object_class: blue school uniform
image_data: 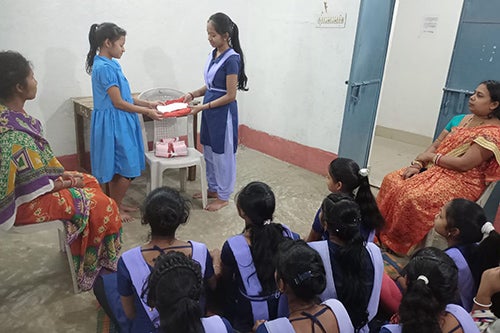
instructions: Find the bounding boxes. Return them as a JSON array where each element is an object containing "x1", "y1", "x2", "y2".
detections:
[
  {"x1": 220, "y1": 225, "x2": 299, "y2": 332},
  {"x1": 446, "y1": 245, "x2": 480, "y2": 312},
  {"x1": 101, "y1": 241, "x2": 214, "y2": 333},
  {"x1": 90, "y1": 55, "x2": 145, "y2": 183},
  {"x1": 255, "y1": 299, "x2": 354, "y2": 333},
  {"x1": 308, "y1": 240, "x2": 383, "y2": 333},
  {"x1": 201, "y1": 48, "x2": 240, "y2": 154},
  {"x1": 381, "y1": 304, "x2": 479, "y2": 333}
]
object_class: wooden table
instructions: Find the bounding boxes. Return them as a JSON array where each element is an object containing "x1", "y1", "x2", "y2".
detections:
[{"x1": 71, "y1": 95, "x2": 197, "y2": 181}]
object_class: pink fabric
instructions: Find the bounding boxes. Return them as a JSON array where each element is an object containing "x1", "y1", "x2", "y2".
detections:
[
  {"x1": 155, "y1": 137, "x2": 187, "y2": 158},
  {"x1": 495, "y1": 204, "x2": 500, "y2": 232}
]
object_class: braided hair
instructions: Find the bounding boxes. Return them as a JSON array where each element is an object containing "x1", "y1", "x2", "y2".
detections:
[
  {"x1": 321, "y1": 192, "x2": 369, "y2": 330},
  {"x1": 144, "y1": 251, "x2": 204, "y2": 333}
]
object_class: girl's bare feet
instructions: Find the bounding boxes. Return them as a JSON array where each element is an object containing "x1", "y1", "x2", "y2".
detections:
[
  {"x1": 205, "y1": 199, "x2": 228, "y2": 212},
  {"x1": 119, "y1": 210, "x2": 135, "y2": 223},
  {"x1": 193, "y1": 191, "x2": 218, "y2": 199}
]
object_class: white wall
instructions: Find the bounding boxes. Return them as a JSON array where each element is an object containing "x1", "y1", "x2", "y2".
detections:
[
  {"x1": 240, "y1": 0, "x2": 360, "y2": 153},
  {"x1": 0, "y1": 0, "x2": 359, "y2": 156},
  {"x1": 0, "y1": 0, "x2": 463, "y2": 157},
  {"x1": 0, "y1": 0, "x2": 248, "y2": 155},
  {"x1": 377, "y1": 0, "x2": 463, "y2": 138}
]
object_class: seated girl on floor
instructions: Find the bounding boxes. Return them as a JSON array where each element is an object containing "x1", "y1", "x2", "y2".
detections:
[
  {"x1": 433, "y1": 198, "x2": 500, "y2": 312},
  {"x1": 306, "y1": 157, "x2": 384, "y2": 243},
  {"x1": 94, "y1": 187, "x2": 216, "y2": 332},
  {"x1": 308, "y1": 193, "x2": 384, "y2": 332},
  {"x1": 219, "y1": 181, "x2": 299, "y2": 333},
  {"x1": 254, "y1": 239, "x2": 354, "y2": 333},
  {"x1": 145, "y1": 251, "x2": 234, "y2": 332},
  {"x1": 381, "y1": 247, "x2": 478, "y2": 333}
]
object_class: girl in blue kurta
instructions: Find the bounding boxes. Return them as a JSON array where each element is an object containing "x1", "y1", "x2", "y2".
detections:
[
  {"x1": 85, "y1": 22, "x2": 163, "y2": 222},
  {"x1": 183, "y1": 12, "x2": 248, "y2": 211}
]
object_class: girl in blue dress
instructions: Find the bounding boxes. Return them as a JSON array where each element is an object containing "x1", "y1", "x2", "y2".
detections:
[
  {"x1": 183, "y1": 13, "x2": 248, "y2": 211},
  {"x1": 85, "y1": 22, "x2": 163, "y2": 222}
]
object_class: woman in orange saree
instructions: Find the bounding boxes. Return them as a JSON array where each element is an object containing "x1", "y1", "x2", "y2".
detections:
[
  {"x1": 377, "y1": 80, "x2": 500, "y2": 255},
  {"x1": 0, "y1": 51, "x2": 122, "y2": 291}
]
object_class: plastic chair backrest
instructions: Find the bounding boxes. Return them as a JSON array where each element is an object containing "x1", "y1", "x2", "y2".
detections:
[{"x1": 138, "y1": 88, "x2": 186, "y2": 152}]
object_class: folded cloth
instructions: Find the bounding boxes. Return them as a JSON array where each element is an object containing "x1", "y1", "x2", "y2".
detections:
[
  {"x1": 157, "y1": 97, "x2": 191, "y2": 118},
  {"x1": 155, "y1": 137, "x2": 188, "y2": 158}
]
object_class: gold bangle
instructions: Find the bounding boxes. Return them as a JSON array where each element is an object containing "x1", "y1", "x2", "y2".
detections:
[{"x1": 411, "y1": 160, "x2": 423, "y2": 168}]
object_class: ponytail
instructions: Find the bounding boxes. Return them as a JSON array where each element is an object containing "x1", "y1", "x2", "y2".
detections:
[
  {"x1": 237, "y1": 181, "x2": 286, "y2": 295},
  {"x1": 229, "y1": 23, "x2": 248, "y2": 91},
  {"x1": 399, "y1": 247, "x2": 458, "y2": 333},
  {"x1": 250, "y1": 222, "x2": 287, "y2": 294},
  {"x1": 85, "y1": 24, "x2": 100, "y2": 75},
  {"x1": 477, "y1": 229, "x2": 500, "y2": 280},
  {"x1": 208, "y1": 12, "x2": 248, "y2": 91},
  {"x1": 400, "y1": 278, "x2": 442, "y2": 333},
  {"x1": 329, "y1": 158, "x2": 385, "y2": 233},
  {"x1": 355, "y1": 173, "x2": 385, "y2": 231},
  {"x1": 85, "y1": 22, "x2": 126, "y2": 74}
]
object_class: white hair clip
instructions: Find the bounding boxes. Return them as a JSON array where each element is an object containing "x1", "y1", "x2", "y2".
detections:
[
  {"x1": 358, "y1": 168, "x2": 369, "y2": 177},
  {"x1": 263, "y1": 219, "x2": 271, "y2": 225},
  {"x1": 481, "y1": 222, "x2": 495, "y2": 241},
  {"x1": 417, "y1": 275, "x2": 429, "y2": 285}
]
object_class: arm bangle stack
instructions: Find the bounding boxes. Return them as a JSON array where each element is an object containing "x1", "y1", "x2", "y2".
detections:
[
  {"x1": 188, "y1": 92, "x2": 195, "y2": 99},
  {"x1": 473, "y1": 297, "x2": 492, "y2": 308},
  {"x1": 433, "y1": 153, "x2": 443, "y2": 166},
  {"x1": 208, "y1": 102, "x2": 212, "y2": 109}
]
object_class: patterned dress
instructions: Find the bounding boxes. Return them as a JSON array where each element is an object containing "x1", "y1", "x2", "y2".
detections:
[
  {"x1": 377, "y1": 122, "x2": 500, "y2": 254},
  {"x1": 0, "y1": 105, "x2": 122, "y2": 291}
]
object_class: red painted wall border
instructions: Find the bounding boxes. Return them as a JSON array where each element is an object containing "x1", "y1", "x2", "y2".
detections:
[{"x1": 57, "y1": 125, "x2": 337, "y2": 176}]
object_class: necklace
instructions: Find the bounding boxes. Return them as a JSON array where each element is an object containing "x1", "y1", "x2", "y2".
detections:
[{"x1": 466, "y1": 115, "x2": 487, "y2": 128}]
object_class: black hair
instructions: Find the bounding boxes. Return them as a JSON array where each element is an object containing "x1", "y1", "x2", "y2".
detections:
[
  {"x1": 0, "y1": 51, "x2": 32, "y2": 100},
  {"x1": 208, "y1": 12, "x2": 248, "y2": 91},
  {"x1": 145, "y1": 251, "x2": 204, "y2": 333},
  {"x1": 480, "y1": 80, "x2": 500, "y2": 119},
  {"x1": 399, "y1": 247, "x2": 458, "y2": 333},
  {"x1": 141, "y1": 187, "x2": 190, "y2": 237},
  {"x1": 445, "y1": 198, "x2": 485, "y2": 244},
  {"x1": 321, "y1": 192, "x2": 369, "y2": 330},
  {"x1": 276, "y1": 239, "x2": 326, "y2": 302},
  {"x1": 445, "y1": 198, "x2": 500, "y2": 285},
  {"x1": 236, "y1": 181, "x2": 287, "y2": 295},
  {"x1": 329, "y1": 158, "x2": 385, "y2": 231},
  {"x1": 85, "y1": 22, "x2": 126, "y2": 74}
]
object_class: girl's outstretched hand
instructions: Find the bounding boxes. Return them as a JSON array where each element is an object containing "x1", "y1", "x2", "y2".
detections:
[
  {"x1": 147, "y1": 100, "x2": 164, "y2": 109},
  {"x1": 189, "y1": 104, "x2": 204, "y2": 115},
  {"x1": 182, "y1": 93, "x2": 194, "y2": 103},
  {"x1": 147, "y1": 108, "x2": 163, "y2": 120}
]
